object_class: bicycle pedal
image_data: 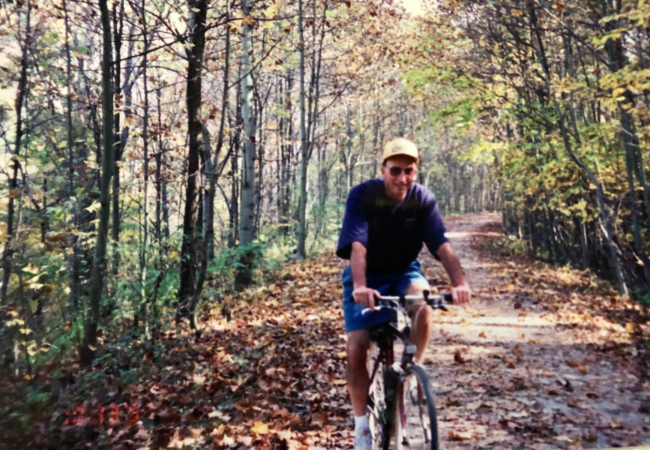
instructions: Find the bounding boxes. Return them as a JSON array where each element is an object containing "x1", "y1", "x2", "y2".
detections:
[{"x1": 405, "y1": 344, "x2": 417, "y2": 355}]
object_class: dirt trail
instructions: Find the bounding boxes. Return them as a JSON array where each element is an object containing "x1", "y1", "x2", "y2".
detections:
[{"x1": 416, "y1": 213, "x2": 649, "y2": 449}]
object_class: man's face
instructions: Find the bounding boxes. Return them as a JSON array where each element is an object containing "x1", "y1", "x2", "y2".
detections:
[{"x1": 381, "y1": 155, "x2": 417, "y2": 201}]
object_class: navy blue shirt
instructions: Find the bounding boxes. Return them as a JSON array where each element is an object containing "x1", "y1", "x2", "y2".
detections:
[{"x1": 336, "y1": 179, "x2": 449, "y2": 275}]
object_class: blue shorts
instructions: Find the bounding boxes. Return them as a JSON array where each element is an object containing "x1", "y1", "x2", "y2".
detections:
[{"x1": 342, "y1": 260, "x2": 430, "y2": 333}]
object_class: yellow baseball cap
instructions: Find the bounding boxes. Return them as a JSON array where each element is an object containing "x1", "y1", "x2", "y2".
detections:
[{"x1": 382, "y1": 138, "x2": 419, "y2": 164}]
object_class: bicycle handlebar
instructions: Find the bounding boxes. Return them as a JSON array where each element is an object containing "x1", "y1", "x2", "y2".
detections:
[{"x1": 361, "y1": 291, "x2": 454, "y2": 315}]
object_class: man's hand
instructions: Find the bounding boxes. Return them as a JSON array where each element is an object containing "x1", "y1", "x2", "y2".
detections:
[
  {"x1": 436, "y1": 243, "x2": 471, "y2": 305},
  {"x1": 352, "y1": 286, "x2": 381, "y2": 310},
  {"x1": 451, "y1": 283, "x2": 471, "y2": 304}
]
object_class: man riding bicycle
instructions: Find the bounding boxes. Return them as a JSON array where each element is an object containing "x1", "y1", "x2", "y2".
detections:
[{"x1": 336, "y1": 138, "x2": 471, "y2": 450}]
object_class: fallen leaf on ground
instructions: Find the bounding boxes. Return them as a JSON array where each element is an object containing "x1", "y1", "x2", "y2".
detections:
[
  {"x1": 449, "y1": 431, "x2": 474, "y2": 441},
  {"x1": 582, "y1": 431, "x2": 597, "y2": 442},
  {"x1": 251, "y1": 422, "x2": 269, "y2": 434}
]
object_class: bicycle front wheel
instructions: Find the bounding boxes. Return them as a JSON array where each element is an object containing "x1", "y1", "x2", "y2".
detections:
[
  {"x1": 394, "y1": 364, "x2": 438, "y2": 450},
  {"x1": 367, "y1": 341, "x2": 390, "y2": 450}
]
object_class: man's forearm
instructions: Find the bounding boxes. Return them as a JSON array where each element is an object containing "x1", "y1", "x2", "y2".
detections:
[
  {"x1": 436, "y1": 242, "x2": 467, "y2": 287},
  {"x1": 350, "y1": 242, "x2": 367, "y2": 288}
]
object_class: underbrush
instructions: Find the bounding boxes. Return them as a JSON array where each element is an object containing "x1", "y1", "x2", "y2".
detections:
[
  {"x1": 0, "y1": 236, "x2": 295, "y2": 449},
  {"x1": 1, "y1": 251, "x2": 349, "y2": 449},
  {"x1": 479, "y1": 233, "x2": 531, "y2": 258}
]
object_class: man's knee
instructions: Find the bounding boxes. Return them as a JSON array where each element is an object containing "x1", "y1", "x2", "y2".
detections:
[
  {"x1": 347, "y1": 331, "x2": 370, "y2": 370},
  {"x1": 347, "y1": 345, "x2": 367, "y2": 370},
  {"x1": 408, "y1": 301, "x2": 434, "y2": 325},
  {"x1": 405, "y1": 280, "x2": 429, "y2": 295}
]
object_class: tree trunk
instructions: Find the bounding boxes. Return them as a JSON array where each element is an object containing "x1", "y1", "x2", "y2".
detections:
[
  {"x1": 177, "y1": 0, "x2": 209, "y2": 317},
  {"x1": 236, "y1": 0, "x2": 258, "y2": 288},
  {"x1": 345, "y1": 106, "x2": 355, "y2": 194},
  {"x1": 139, "y1": 0, "x2": 150, "y2": 336},
  {"x1": 81, "y1": 0, "x2": 114, "y2": 365},
  {"x1": 276, "y1": 79, "x2": 284, "y2": 228},
  {"x1": 208, "y1": 15, "x2": 231, "y2": 262},
  {"x1": 296, "y1": 0, "x2": 308, "y2": 260},
  {"x1": 238, "y1": 3, "x2": 256, "y2": 248},
  {"x1": 111, "y1": 0, "x2": 123, "y2": 251},
  {"x1": 229, "y1": 81, "x2": 242, "y2": 248},
  {"x1": 113, "y1": 24, "x2": 135, "y2": 264},
  {"x1": 63, "y1": 0, "x2": 81, "y2": 312},
  {"x1": 281, "y1": 74, "x2": 294, "y2": 235},
  {"x1": 156, "y1": 87, "x2": 163, "y2": 241},
  {"x1": 1, "y1": 0, "x2": 31, "y2": 307}
]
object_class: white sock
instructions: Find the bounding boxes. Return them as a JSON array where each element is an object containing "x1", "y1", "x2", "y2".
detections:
[{"x1": 354, "y1": 414, "x2": 369, "y2": 430}]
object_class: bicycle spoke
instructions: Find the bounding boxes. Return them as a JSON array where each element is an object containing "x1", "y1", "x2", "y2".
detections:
[{"x1": 396, "y1": 366, "x2": 438, "y2": 450}]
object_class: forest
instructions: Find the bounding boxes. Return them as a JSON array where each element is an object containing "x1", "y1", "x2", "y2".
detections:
[{"x1": 1, "y1": 0, "x2": 649, "y2": 448}]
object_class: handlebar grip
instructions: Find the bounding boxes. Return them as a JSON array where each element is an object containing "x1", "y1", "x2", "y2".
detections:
[
  {"x1": 443, "y1": 293, "x2": 453, "y2": 303},
  {"x1": 376, "y1": 299, "x2": 398, "y2": 308}
]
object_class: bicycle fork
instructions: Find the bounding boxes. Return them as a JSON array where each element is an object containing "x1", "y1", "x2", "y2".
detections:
[
  {"x1": 380, "y1": 338, "x2": 400, "y2": 450},
  {"x1": 388, "y1": 328, "x2": 420, "y2": 450}
]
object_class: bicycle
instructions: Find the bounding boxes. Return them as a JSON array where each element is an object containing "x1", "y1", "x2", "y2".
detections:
[{"x1": 362, "y1": 290, "x2": 454, "y2": 450}]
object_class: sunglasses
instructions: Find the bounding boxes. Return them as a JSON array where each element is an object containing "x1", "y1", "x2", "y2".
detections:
[{"x1": 388, "y1": 167, "x2": 415, "y2": 177}]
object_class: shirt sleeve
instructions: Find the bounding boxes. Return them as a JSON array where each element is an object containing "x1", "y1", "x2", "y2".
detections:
[
  {"x1": 422, "y1": 191, "x2": 449, "y2": 259},
  {"x1": 336, "y1": 185, "x2": 369, "y2": 260}
]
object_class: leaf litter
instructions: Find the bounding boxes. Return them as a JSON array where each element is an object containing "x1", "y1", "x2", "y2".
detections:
[{"x1": 18, "y1": 213, "x2": 650, "y2": 449}]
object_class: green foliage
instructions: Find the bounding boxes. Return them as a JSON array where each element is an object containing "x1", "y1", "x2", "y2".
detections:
[
  {"x1": 205, "y1": 240, "x2": 285, "y2": 300},
  {"x1": 404, "y1": 0, "x2": 650, "y2": 295},
  {"x1": 482, "y1": 234, "x2": 530, "y2": 258}
]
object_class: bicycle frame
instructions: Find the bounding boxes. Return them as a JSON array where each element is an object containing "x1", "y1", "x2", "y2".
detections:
[
  {"x1": 367, "y1": 290, "x2": 453, "y2": 375},
  {"x1": 367, "y1": 305, "x2": 419, "y2": 449},
  {"x1": 366, "y1": 291, "x2": 453, "y2": 449}
]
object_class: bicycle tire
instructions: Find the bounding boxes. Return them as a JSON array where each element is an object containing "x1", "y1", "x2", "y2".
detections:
[
  {"x1": 394, "y1": 364, "x2": 438, "y2": 450},
  {"x1": 367, "y1": 342, "x2": 389, "y2": 450}
]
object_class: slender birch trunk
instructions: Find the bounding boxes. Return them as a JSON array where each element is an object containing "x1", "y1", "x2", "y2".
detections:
[
  {"x1": 140, "y1": 0, "x2": 150, "y2": 335},
  {"x1": 238, "y1": 0, "x2": 257, "y2": 247},
  {"x1": 235, "y1": 0, "x2": 258, "y2": 287}
]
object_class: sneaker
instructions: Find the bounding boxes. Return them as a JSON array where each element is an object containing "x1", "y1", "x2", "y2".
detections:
[{"x1": 354, "y1": 426, "x2": 372, "y2": 450}]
